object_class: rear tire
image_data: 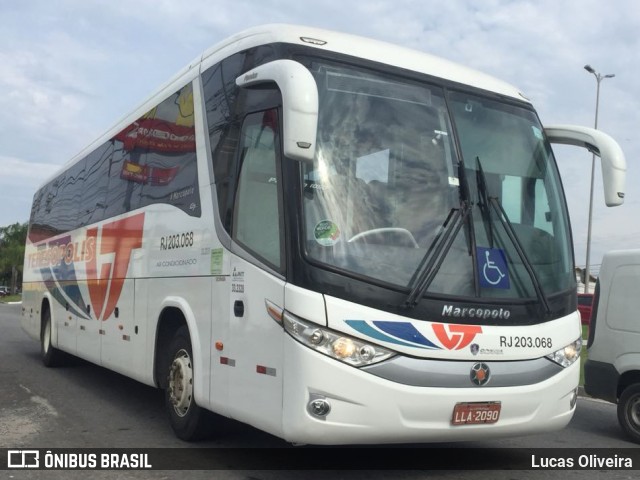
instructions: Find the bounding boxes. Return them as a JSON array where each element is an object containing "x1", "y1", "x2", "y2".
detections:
[
  {"x1": 41, "y1": 308, "x2": 64, "y2": 367},
  {"x1": 164, "y1": 326, "x2": 211, "y2": 441},
  {"x1": 617, "y1": 383, "x2": 640, "y2": 444}
]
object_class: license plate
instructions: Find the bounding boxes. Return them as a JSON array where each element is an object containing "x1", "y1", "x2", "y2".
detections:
[{"x1": 451, "y1": 402, "x2": 501, "y2": 426}]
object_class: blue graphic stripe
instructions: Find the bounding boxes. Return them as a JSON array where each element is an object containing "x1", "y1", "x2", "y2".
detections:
[
  {"x1": 37, "y1": 234, "x2": 91, "y2": 320},
  {"x1": 40, "y1": 273, "x2": 89, "y2": 319},
  {"x1": 345, "y1": 320, "x2": 439, "y2": 350},
  {"x1": 373, "y1": 321, "x2": 440, "y2": 349},
  {"x1": 40, "y1": 264, "x2": 90, "y2": 320},
  {"x1": 62, "y1": 283, "x2": 89, "y2": 318}
]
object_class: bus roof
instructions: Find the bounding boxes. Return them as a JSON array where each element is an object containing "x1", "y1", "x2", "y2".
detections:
[
  {"x1": 44, "y1": 24, "x2": 528, "y2": 187},
  {"x1": 199, "y1": 24, "x2": 527, "y2": 101}
]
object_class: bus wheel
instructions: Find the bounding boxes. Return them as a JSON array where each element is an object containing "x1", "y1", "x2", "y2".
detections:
[
  {"x1": 617, "y1": 383, "x2": 640, "y2": 444},
  {"x1": 41, "y1": 308, "x2": 64, "y2": 367},
  {"x1": 165, "y1": 326, "x2": 210, "y2": 441}
]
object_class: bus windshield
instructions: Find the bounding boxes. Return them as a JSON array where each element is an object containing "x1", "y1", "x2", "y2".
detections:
[{"x1": 300, "y1": 60, "x2": 574, "y2": 304}]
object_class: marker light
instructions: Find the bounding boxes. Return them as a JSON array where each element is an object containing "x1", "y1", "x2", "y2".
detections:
[
  {"x1": 283, "y1": 312, "x2": 396, "y2": 367},
  {"x1": 309, "y1": 329, "x2": 325, "y2": 345},
  {"x1": 545, "y1": 338, "x2": 582, "y2": 367}
]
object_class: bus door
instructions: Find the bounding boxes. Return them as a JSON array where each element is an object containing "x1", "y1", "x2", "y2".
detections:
[{"x1": 225, "y1": 109, "x2": 286, "y2": 433}]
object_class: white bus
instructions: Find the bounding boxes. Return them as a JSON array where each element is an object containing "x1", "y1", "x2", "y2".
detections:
[{"x1": 21, "y1": 24, "x2": 626, "y2": 444}]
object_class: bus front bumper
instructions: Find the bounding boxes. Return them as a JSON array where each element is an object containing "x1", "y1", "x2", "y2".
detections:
[{"x1": 282, "y1": 336, "x2": 579, "y2": 445}]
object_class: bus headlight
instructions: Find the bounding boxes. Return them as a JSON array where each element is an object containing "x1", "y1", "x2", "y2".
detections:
[
  {"x1": 545, "y1": 337, "x2": 582, "y2": 368},
  {"x1": 283, "y1": 312, "x2": 396, "y2": 367}
]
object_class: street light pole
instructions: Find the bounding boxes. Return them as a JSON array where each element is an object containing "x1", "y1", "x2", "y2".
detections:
[{"x1": 583, "y1": 64, "x2": 615, "y2": 293}]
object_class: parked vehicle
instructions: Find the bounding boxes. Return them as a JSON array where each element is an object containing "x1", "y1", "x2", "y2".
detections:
[
  {"x1": 0, "y1": 286, "x2": 9, "y2": 297},
  {"x1": 577, "y1": 293, "x2": 593, "y2": 325},
  {"x1": 584, "y1": 249, "x2": 640, "y2": 444}
]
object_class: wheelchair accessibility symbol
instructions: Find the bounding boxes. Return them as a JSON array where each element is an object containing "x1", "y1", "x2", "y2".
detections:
[{"x1": 477, "y1": 247, "x2": 510, "y2": 289}]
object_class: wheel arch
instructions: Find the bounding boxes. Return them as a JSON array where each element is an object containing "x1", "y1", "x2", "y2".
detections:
[{"x1": 618, "y1": 370, "x2": 640, "y2": 399}]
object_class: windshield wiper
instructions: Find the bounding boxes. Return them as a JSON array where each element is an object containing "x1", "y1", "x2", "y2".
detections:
[
  {"x1": 475, "y1": 157, "x2": 495, "y2": 247},
  {"x1": 475, "y1": 158, "x2": 551, "y2": 316},
  {"x1": 403, "y1": 204, "x2": 470, "y2": 309}
]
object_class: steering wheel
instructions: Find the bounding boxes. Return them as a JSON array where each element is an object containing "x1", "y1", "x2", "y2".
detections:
[{"x1": 348, "y1": 227, "x2": 419, "y2": 248}]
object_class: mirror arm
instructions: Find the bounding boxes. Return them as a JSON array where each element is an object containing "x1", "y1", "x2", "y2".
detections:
[
  {"x1": 545, "y1": 124, "x2": 626, "y2": 207},
  {"x1": 236, "y1": 60, "x2": 319, "y2": 162}
]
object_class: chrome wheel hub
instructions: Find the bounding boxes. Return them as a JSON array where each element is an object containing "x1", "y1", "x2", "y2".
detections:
[{"x1": 168, "y1": 349, "x2": 193, "y2": 417}]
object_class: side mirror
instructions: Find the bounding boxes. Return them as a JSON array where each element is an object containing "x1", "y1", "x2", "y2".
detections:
[
  {"x1": 545, "y1": 125, "x2": 626, "y2": 207},
  {"x1": 236, "y1": 59, "x2": 318, "y2": 162}
]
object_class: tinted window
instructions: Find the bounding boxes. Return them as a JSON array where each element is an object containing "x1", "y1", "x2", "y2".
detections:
[
  {"x1": 112, "y1": 83, "x2": 200, "y2": 217},
  {"x1": 203, "y1": 53, "x2": 249, "y2": 233},
  {"x1": 29, "y1": 159, "x2": 87, "y2": 241},
  {"x1": 28, "y1": 82, "x2": 200, "y2": 243},
  {"x1": 81, "y1": 143, "x2": 111, "y2": 226},
  {"x1": 202, "y1": 46, "x2": 278, "y2": 234},
  {"x1": 233, "y1": 109, "x2": 283, "y2": 269}
]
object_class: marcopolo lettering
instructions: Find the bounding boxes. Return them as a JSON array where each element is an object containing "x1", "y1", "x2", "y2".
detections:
[{"x1": 442, "y1": 304, "x2": 511, "y2": 320}]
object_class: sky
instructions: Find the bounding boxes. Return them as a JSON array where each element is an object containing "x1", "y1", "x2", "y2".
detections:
[{"x1": 1, "y1": 0, "x2": 639, "y2": 273}]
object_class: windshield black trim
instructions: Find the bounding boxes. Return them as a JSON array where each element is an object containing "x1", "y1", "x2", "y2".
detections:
[{"x1": 275, "y1": 45, "x2": 576, "y2": 324}]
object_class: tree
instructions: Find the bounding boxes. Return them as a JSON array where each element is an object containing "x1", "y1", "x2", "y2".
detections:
[{"x1": 0, "y1": 222, "x2": 28, "y2": 293}]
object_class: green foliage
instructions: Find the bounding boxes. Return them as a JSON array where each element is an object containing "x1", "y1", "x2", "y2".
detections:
[{"x1": 0, "y1": 222, "x2": 28, "y2": 291}]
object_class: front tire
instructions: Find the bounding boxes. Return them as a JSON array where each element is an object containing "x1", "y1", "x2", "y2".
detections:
[
  {"x1": 164, "y1": 326, "x2": 211, "y2": 441},
  {"x1": 41, "y1": 308, "x2": 64, "y2": 367},
  {"x1": 617, "y1": 383, "x2": 640, "y2": 444}
]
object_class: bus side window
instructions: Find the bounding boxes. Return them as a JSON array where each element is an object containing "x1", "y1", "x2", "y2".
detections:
[{"x1": 232, "y1": 109, "x2": 283, "y2": 271}]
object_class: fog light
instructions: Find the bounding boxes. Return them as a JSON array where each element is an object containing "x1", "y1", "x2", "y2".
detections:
[{"x1": 308, "y1": 398, "x2": 331, "y2": 417}]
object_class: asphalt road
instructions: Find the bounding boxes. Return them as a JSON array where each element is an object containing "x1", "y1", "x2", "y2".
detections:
[{"x1": 1, "y1": 302, "x2": 637, "y2": 479}]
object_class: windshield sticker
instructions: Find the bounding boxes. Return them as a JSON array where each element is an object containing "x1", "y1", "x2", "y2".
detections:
[
  {"x1": 477, "y1": 247, "x2": 510, "y2": 289},
  {"x1": 210, "y1": 248, "x2": 223, "y2": 275},
  {"x1": 314, "y1": 220, "x2": 341, "y2": 246}
]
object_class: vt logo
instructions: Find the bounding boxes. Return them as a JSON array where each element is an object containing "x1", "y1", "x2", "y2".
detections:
[
  {"x1": 86, "y1": 213, "x2": 145, "y2": 321},
  {"x1": 432, "y1": 323, "x2": 483, "y2": 350}
]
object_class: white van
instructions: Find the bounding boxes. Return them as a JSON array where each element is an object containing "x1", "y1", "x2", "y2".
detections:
[{"x1": 584, "y1": 249, "x2": 640, "y2": 443}]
